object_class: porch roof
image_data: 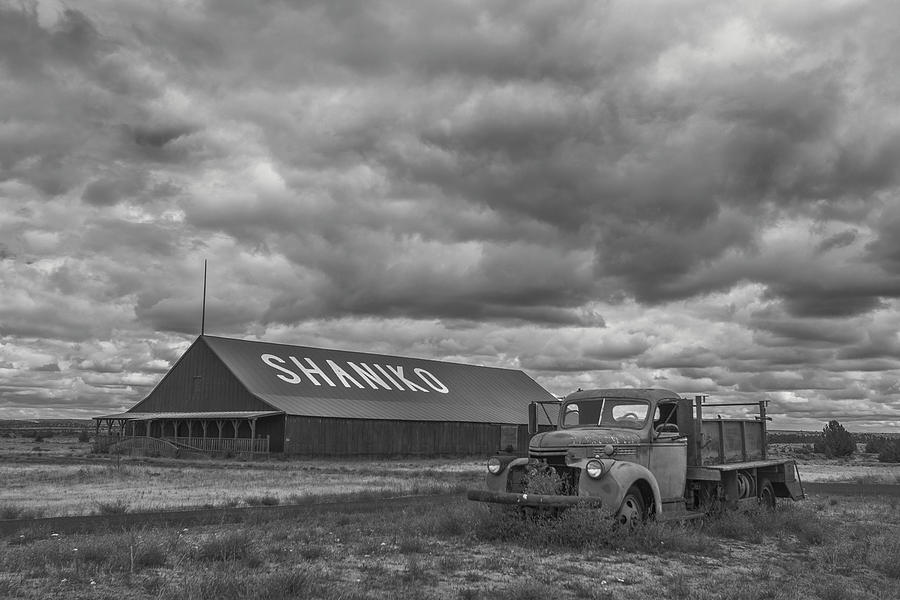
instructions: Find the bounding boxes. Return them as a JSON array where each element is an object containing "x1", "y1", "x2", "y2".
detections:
[{"x1": 93, "y1": 410, "x2": 283, "y2": 421}]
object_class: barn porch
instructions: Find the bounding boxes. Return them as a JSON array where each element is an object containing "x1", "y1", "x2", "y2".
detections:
[{"x1": 92, "y1": 410, "x2": 283, "y2": 455}]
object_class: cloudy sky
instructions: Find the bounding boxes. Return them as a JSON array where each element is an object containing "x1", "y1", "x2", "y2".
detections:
[{"x1": 2, "y1": 0, "x2": 900, "y2": 431}]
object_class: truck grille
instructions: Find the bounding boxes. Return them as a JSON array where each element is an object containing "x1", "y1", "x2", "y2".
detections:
[
  {"x1": 529, "y1": 447, "x2": 567, "y2": 459},
  {"x1": 567, "y1": 444, "x2": 639, "y2": 457}
]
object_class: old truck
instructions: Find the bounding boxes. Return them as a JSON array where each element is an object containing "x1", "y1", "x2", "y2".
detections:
[{"x1": 467, "y1": 388, "x2": 804, "y2": 524}]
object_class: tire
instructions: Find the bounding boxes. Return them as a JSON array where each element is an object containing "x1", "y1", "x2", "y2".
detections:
[
  {"x1": 616, "y1": 485, "x2": 647, "y2": 527},
  {"x1": 758, "y1": 479, "x2": 776, "y2": 510}
]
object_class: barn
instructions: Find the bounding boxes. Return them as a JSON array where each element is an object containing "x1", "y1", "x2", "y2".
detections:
[{"x1": 93, "y1": 335, "x2": 557, "y2": 456}]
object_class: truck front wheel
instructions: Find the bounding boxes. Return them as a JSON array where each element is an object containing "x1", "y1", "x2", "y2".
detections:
[
  {"x1": 616, "y1": 485, "x2": 647, "y2": 527},
  {"x1": 758, "y1": 479, "x2": 776, "y2": 510}
]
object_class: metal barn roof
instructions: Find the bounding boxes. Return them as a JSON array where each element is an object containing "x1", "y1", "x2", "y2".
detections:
[
  {"x1": 200, "y1": 335, "x2": 555, "y2": 424},
  {"x1": 95, "y1": 410, "x2": 282, "y2": 420}
]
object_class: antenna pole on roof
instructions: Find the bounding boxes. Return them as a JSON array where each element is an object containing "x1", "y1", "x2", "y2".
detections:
[{"x1": 201, "y1": 259, "x2": 207, "y2": 336}]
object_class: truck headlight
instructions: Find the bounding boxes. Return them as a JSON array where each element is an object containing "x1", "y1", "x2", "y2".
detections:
[
  {"x1": 585, "y1": 459, "x2": 605, "y2": 479},
  {"x1": 486, "y1": 457, "x2": 503, "y2": 475}
]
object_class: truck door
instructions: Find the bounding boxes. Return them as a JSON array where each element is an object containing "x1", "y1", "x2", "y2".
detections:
[{"x1": 649, "y1": 401, "x2": 687, "y2": 499}]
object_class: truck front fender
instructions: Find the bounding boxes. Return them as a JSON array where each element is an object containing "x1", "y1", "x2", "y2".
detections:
[
  {"x1": 577, "y1": 459, "x2": 662, "y2": 516},
  {"x1": 484, "y1": 456, "x2": 530, "y2": 493}
]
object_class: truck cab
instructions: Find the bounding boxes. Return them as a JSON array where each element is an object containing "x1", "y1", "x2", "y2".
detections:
[{"x1": 468, "y1": 388, "x2": 804, "y2": 523}]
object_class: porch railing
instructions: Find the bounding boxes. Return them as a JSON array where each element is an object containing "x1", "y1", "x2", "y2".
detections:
[{"x1": 168, "y1": 436, "x2": 269, "y2": 454}]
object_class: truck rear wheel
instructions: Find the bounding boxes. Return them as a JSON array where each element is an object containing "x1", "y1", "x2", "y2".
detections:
[
  {"x1": 617, "y1": 485, "x2": 647, "y2": 527},
  {"x1": 758, "y1": 479, "x2": 776, "y2": 510}
]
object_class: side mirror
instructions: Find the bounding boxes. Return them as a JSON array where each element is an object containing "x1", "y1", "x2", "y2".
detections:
[{"x1": 528, "y1": 402, "x2": 537, "y2": 435}]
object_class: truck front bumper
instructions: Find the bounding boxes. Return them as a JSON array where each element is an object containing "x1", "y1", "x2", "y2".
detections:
[{"x1": 466, "y1": 489, "x2": 603, "y2": 509}]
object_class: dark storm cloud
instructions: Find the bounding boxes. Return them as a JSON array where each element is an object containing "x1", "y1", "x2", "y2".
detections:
[
  {"x1": 82, "y1": 173, "x2": 146, "y2": 206},
  {"x1": 765, "y1": 281, "x2": 896, "y2": 318},
  {"x1": 865, "y1": 203, "x2": 900, "y2": 274},
  {"x1": 0, "y1": 6, "x2": 102, "y2": 78},
  {"x1": 816, "y1": 229, "x2": 858, "y2": 253},
  {"x1": 31, "y1": 362, "x2": 60, "y2": 372},
  {"x1": 748, "y1": 309, "x2": 867, "y2": 346},
  {"x1": 520, "y1": 356, "x2": 624, "y2": 373}
]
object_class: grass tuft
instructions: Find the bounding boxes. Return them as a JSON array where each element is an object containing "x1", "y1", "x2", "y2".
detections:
[
  {"x1": 157, "y1": 568, "x2": 314, "y2": 600},
  {"x1": 94, "y1": 498, "x2": 130, "y2": 515},
  {"x1": 244, "y1": 494, "x2": 280, "y2": 506},
  {"x1": 193, "y1": 530, "x2": 259, "y2": 563}
]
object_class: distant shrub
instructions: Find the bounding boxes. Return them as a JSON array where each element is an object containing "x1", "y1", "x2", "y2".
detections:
[
  {"x1": 78, "y1": 429, "x2": 91, "y2": 443},
  {"x1": 793, "y1": 444, "x2": 814, "y2": 456},
  {"x1": 877, "y1": 440, "x2": 900, "y2": 463},
  {"x1": 814, "y1": 420, "x2": 855, "y2": 458}
]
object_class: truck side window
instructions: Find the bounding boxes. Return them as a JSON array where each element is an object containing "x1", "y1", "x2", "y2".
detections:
[{"x1": 654, "y1": 402, "x2": 679, "y2": 434}]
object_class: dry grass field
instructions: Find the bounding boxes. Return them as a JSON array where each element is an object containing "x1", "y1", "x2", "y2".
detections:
[
  {"x1": 2, "y1": 493, "x2": 899, "y2": 599},
  {"x1": 0, "y1": 435, "x2": 482, "y2": 518},
  {"x1": 2, "y1": 433, "x2": 899, "y2": 599}
]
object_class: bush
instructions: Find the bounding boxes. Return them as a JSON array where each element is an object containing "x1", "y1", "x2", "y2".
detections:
[
  {"x1": 78, "y1": 429, "x2": 91, "y2": 443},
  {"x1": 877, "y1": 440, "x2": 900, "y2": 463},
  {"x1": 865, "y1": 439, "x2": 883, "y2": 453},
  {"x1": 814, "y1": 420, "x2": 855, "y2": 458}
]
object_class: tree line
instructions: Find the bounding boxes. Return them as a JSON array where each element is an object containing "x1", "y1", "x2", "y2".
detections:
[{"x1": 769, "y1": 421, "x2": 900, "y2": 462}]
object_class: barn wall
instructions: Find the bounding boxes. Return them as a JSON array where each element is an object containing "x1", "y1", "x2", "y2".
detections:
[
  {"x1": 255, "y1": 416, "x2": 285, "y2": 453},
  {"x1": 283, "y1": 416, "x2": 532, "y2": 456},
  {"x1": 130, "y1": 338, "x2": 274, "y2": 413}
]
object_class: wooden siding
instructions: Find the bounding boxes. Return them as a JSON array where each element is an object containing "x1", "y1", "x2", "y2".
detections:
[
  {"x1": 129, "y1": 338, "x2": 274, "y2": 414},
  {"x1": 284, "y1": 416, "x2": 533, "y2": 456},
  {"x1": 97, "y1": 435, "x2": 269, "y2": 455}
]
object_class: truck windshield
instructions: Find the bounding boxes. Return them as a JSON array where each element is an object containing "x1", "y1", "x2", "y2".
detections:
[{"x1": 561, "y1": 398, "x2": 650, "y2": 430}]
